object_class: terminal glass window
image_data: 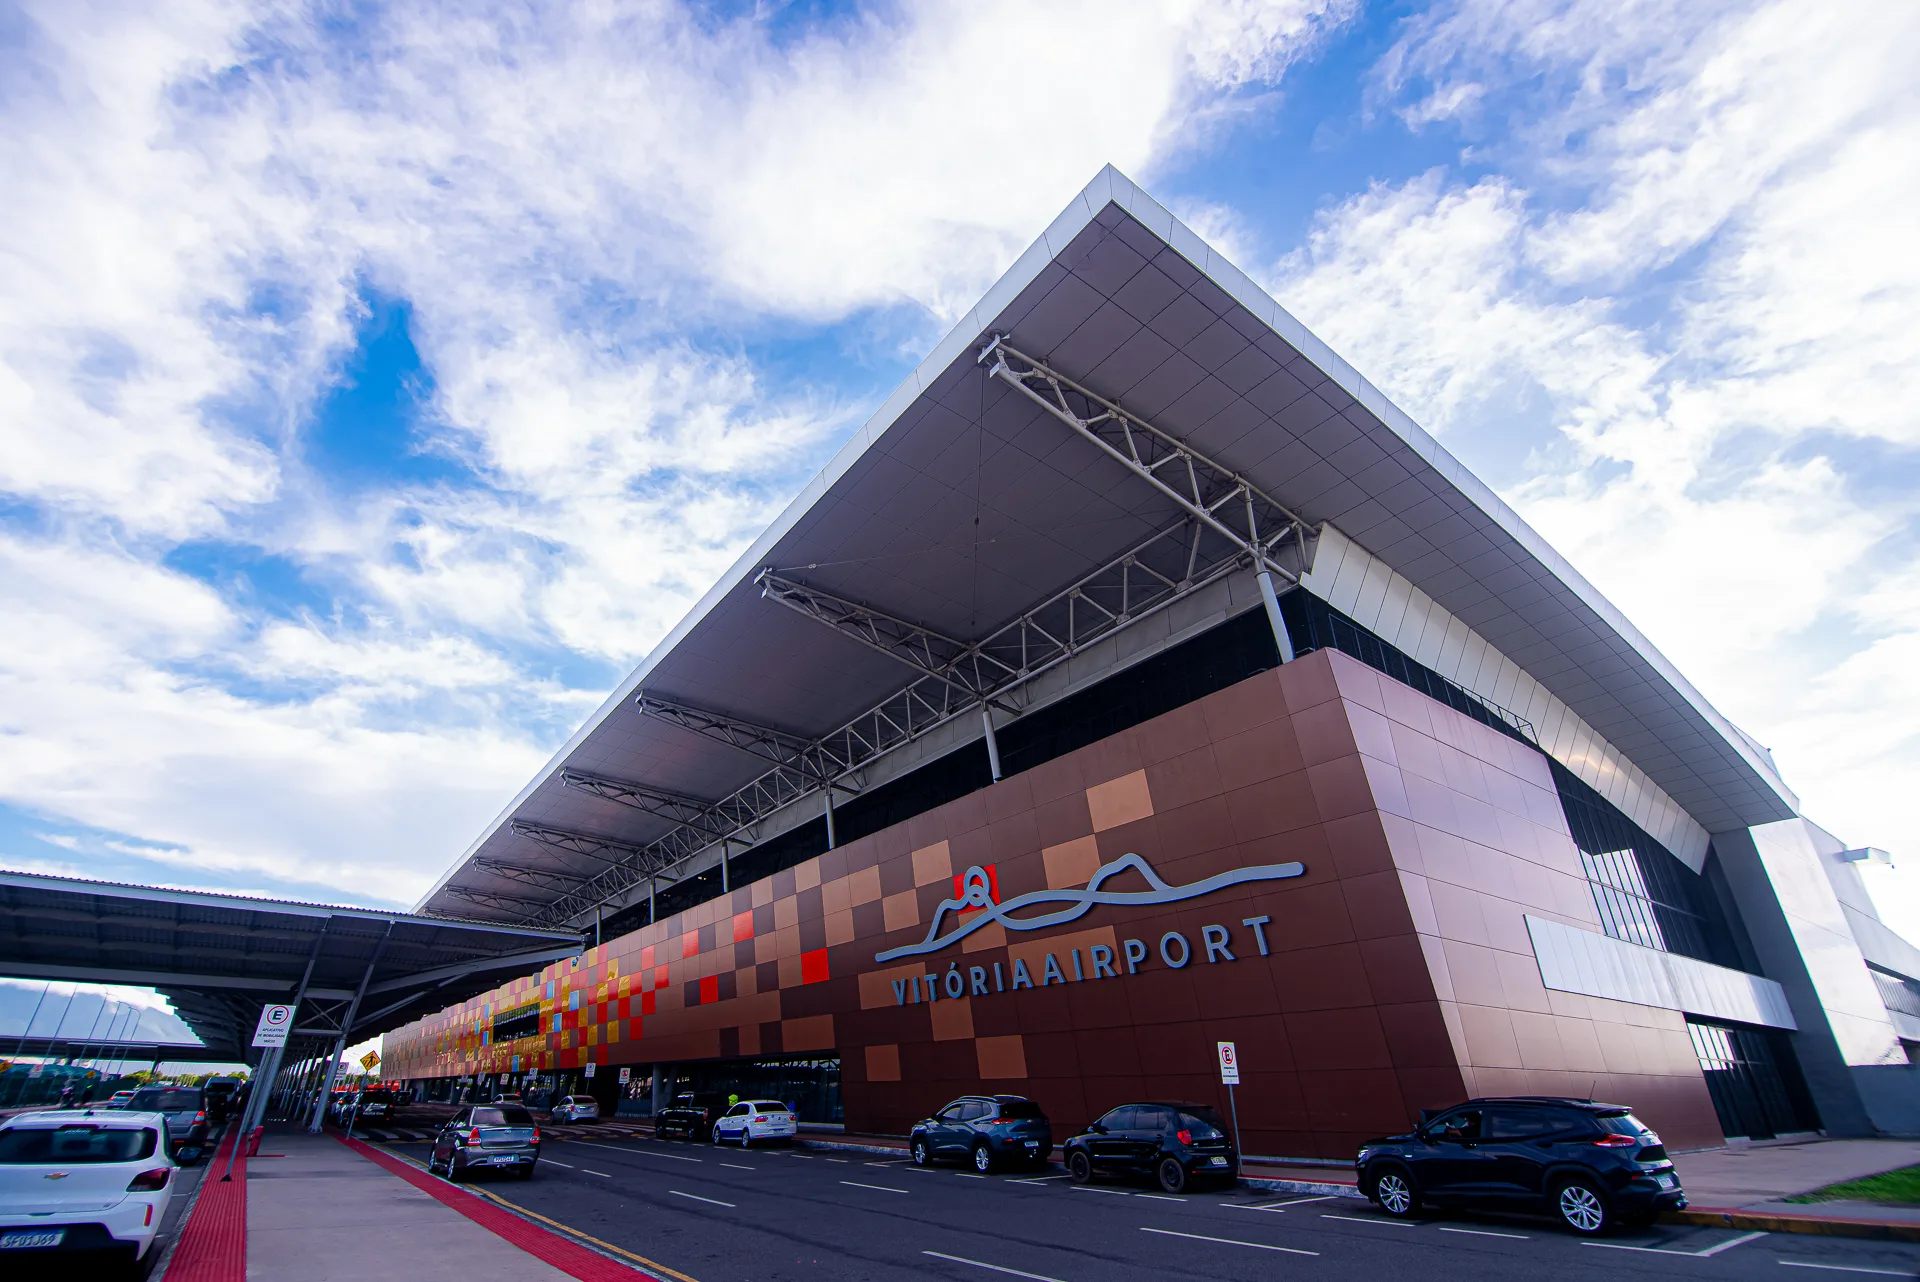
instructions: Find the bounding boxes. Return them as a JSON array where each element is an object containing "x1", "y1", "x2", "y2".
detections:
[
  {"x1": 1550, "y1": 760, "x2": 1749, "y2": 970},
  {"x1": 1687, "y1": 1019, "x2": 1819, "y2": 1139}
]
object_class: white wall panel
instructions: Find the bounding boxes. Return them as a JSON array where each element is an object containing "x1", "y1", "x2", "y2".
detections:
[
  {"x1": 1301, "y1": 525, "x2": 1711, "y2": 867},
  {"x1": 1527, "y1": 916, "x2": 1796, "y2": 1029}
]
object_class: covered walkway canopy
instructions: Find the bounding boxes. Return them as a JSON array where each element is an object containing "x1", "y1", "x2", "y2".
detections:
[{"x1": 0, "y1": 870, "x2": 583, "y2": 1063}]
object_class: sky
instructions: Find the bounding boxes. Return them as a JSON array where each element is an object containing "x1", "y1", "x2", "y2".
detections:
[{"x1": 2, "y1": 0, "x2": 1917, "y2": 973}]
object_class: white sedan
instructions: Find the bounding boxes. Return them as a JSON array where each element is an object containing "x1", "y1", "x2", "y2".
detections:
[
  {"x1": 711, "y1": 1100, "x2": 798, "y2": 1147},
  {"x1": 0, "y1": 1110, "x2": 177, "y2": 1273}
]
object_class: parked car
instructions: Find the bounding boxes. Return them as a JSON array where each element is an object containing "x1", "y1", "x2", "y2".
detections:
[
  {"x1": 102, "y1": 1091, "x2": 139, "y2": 1110},
  {"x1": 327, "y1": 1092, "x2": 358, "y2": 1126},
  {"x1": 124, "y1": 1087, "x2": 209, "y2": 1165},
  {"x1": 0, "y1": 1109, "x2": 177, "y2": 1272},
  {"x1": 909, "y1": 1095, "x2": 1053, "y2": 1173},
  {"x1": 1062, "y1": 1102, "x2": 1236, "y2": 1193},
  {"x1": 654, "y1": 1092, "x2": 730, "y2": 1142},
  {"x1": 1355, "y1": 1097, "x2": 1686, "y2": 1235},
  {"x1": 354, "y1": 1089, "x2": 400, "y2": 1124},
  {"x1": 711, "y1": 1100, "x2": 798, "y2": 1147},
  {"x1": 202, "y1": 1077, "x2": 243, "y2": 1122},
  {"x1": 549, "y1": 1096, "x2": 599, "y2": 1124},
  {"x1": 427, "y1": 1105, "x2": 540, "y2": 1181}
]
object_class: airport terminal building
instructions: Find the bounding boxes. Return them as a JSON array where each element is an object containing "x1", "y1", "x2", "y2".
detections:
[{"x1": 385, "y1": 168, "x2": 1920, "y2": 1156}]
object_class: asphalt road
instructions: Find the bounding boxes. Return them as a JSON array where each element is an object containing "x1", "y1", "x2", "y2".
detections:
[{"x1": 382, "y1": 1131, "x2": 1920, "y2": 1281}]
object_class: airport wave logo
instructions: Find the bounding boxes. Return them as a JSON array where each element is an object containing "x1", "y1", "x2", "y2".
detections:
[{"x1": 873, "y1": 852, "x2": 1304, "y2": 963}]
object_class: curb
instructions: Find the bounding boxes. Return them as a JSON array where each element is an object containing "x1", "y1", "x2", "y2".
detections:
[{"x1": 1661, "y1": 1207, "x2": 1920, "y2": 1243}]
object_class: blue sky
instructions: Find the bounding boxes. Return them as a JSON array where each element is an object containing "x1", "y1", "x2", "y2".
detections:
[{"x1": 1, "y1": 0, "x2": 1917, "y2": 956}]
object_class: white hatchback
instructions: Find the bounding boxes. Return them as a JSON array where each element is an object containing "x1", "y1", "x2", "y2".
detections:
[
  {"x1": 711, "y1": 1100, "x2": 799, "y2": 1147},
  {"x1": 0, "y1": 1110, "x2": 178, "y2": 1270}
]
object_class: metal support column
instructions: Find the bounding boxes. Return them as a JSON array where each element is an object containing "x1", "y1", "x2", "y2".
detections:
[
  {"x1": 307, "y1": 922, "x2": 393, "y2": 1133},
  {"x1": 824, "y1": 789, "x2": 837, "y2": 849},
  {"x1": 227, "y1": 923, "x2": 327, "y2": 1176},
  {"x1": 981, "y1": 706, "x2": 1003, "y2": 782},
  {"x1": 720, "y1": 840, "x2": 730, "y2": 893},
  {"x1": 1256, "y1": 568, "x2": 1296, "y2": 664}
]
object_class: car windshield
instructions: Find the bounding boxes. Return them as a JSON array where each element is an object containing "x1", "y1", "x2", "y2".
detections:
[
  {"x1": 472, "y1": 1107, "x2": 535, "y2": 1126},
  {"x1": 0, "y1": 1125, "x2": 158, "y2": 1164},
  {"x1": 994, "y1": 1100, "x2": 1042, "y2": 1119},
  {"x1": 360, "y1": 1091, "x2": 396, "y2": 1104},
  {"x1": 131, "y1": 1089, "x2": 201, "y2": 1112},
  {"x1": 755, "y1": 1102, "x2": 790, "y2": 1113}
]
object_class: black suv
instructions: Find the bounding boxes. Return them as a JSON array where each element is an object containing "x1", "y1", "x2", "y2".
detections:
[
  {"x1": 654, "y1": 1092, "x2": 731, "y2": 1142},
  {"x1": 1356, "y1": 1097, "x2": 1686, "y2": 1235},
  {"x1": 1062, "y1": 1102, "x2": 1238, "y2": 1193},
  {"x1": 909, "y1": 1096, "x2": 1052, "y2": 1172}
]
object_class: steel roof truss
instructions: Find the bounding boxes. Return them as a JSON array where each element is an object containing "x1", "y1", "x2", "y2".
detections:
[{"x1": 980, "y1": 336, "x2": 1316, "y2": 581}]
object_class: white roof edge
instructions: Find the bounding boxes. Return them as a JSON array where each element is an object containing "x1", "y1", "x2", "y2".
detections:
[{"x1": 417, "y1": 163, "x2": 1797, "y2": 911}]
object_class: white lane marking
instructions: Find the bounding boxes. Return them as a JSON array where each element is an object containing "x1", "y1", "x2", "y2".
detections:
[
  {"x1": 1140, "y1": 1227, "x2": 1319, "y2": 1257},
  {"x1": 583, "y1": 1169, "x2": 610, "y2": 1178},
  {"x1": 788, "y1": 1153, "x2": 815, "y2": 1159},
  {"x1": 1322, "y1": 1214, "x2": 1416, "y2": 1228},
  {"x1": 570, "y1": 1140, "x2": 701, "y2": 1163},
  {"x1": 956, "y1": 1173, "x2": 987, "y2": 1179},
  {"x1": 866, "y1": 1159, "x2": 908, "y2": 1167},
  {"x1": 1009, "y1": 1174, "x2": 1071, "y2": 1184},
  {"x1": 669, "y1": 1190, "x2": 735, "y2": 1208},
  {"x1": 903, "y1": 1166, "x2": 939, "y2": 1175},
  {"x1": 1070, "y1": 1186, "x2": 1130, "y2": 1196},
  {"x1": 1779, "y1": 1262, "x2": 1917, "y2": 1276},
  {"x1": 1586, "y1": 1230, "x2": 1768, "y2": 1258},
  {"x1": 719, "y1": 1163, "x2": 756, "y2": 1171},
  {"x1": 825, "y1": 1157, "x2": 850, "y2": 1163},
  {"x1": 1698, "y1": 1232, "x2": 1769, "y2": 1257},
  {"x1": 1438, "y1": 1226, "x2": 1529, "y2": 1240},
  {"x1": 841, "y1": 1180, "x2": 910, "y2": 1195},
  {"x1": 1138, "y1": 1194, "x2": 1186, "y2": 1203},
  {"x1": 1224, "y1": 1203, "x2": 1288, "y2": 1214},
  {"x1": 923, "y1": 1250, "x2": 1066, "y2": 1281},
  {"x1": 1266, "y1": 1194, "x2": 1339, "y2": 1205},
  {"x1": 542, "y1": 1160, "x2": 576, "y2": 1169}
]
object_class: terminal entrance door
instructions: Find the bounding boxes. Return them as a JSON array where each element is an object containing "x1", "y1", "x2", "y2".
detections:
[{"x1": 1687, "y1": 1018, "x2": 1820, "y2": 1139}]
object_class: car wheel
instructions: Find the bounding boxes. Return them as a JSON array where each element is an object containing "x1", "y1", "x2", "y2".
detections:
[
  {"x1": 1554, "y1": 1176, "x2": 1612, "y2": 1236},
  {"x1": 1068, "y1": 1150, "x2": 1093, "y2": 1184},
  {"x1": 740, "y1": 1130, "x2": 752, "y2": 1149},
  {"x1": 911, "y1": 1138, "x2": 931, "y2": 1167},
  {"x1": 447, "y1": 1157, "x2": 465, "y2": 1183},
  {"x1": 712, "y1": 1124, "x2": 724, "y2": 1145},
  {"x1": 1371, "y1": 1165, "x2": 1418, "y2": 1218},
  {"x1": 972, "y1": 1143, "x2": 994, "y2": 1174},
  {"x1": 1156, "y1": 1157, "x2": 1189, "y2": 1195}
]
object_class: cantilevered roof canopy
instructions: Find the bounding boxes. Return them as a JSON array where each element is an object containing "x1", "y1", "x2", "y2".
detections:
[
  {"x1": 419, "y1": 166, "x2": 1797, "y2": 929},
  {"x1": 0, "y1": 871, "x2": 581, "y2": 1062}
]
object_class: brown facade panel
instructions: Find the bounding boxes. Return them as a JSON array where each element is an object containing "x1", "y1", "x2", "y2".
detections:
[{"x1": 386, "y1": 647, "x2": 1723, "y2": 1159}]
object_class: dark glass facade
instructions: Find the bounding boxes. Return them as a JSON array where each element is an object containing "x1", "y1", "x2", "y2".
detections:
[{"x1": 1686, "y1": 1018, "x2": 1820, "y2": 1138}]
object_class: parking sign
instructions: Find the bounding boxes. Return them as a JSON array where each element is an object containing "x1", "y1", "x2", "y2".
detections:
[
  {"x1": 252, "y1": 1004, "x2": 295, "y2": 1049},
  {"x1": 584, "y1": 1061, "x2": 596, "y2": 1078},
  {"x1": 1216, "y1": 1041, "x2": 1240, "y2": 1085},
  {"x1": 618, "y1": 1066, "x2": 631, "y2": 1084}
]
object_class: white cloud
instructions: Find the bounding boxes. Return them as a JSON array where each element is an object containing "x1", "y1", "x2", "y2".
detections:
[
  {"x1": 0, "y1": 0, "x2": 1351, "y2": 905},
  {"x1": 1273, "y1": 0, "x2": 1920, "y2": 933}
]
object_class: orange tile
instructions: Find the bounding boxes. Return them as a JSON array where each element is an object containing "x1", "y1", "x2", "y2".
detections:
[
  {"x1": 1086, "y1": 770, "x2": 1154, "y2": 831},
  {"x1": 882, "y1": 888, "x2": 919, "y2": 933},
  {"x1": 865, "y1": 1044, "x2": 902, "y2": 1082},
  {"x1": 975, "y1": 1034, "x2": 1028, "y2": 1079},
  {"x1": 1041, "y1": 834, "x2": 1102, "y2": 889},
  {"x1": 912, "y1": 840, "x2": 953, "y2": 886}
]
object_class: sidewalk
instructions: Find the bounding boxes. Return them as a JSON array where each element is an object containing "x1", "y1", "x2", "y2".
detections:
[
  {"x1": 247, "y1": 1131, "x2": 584, "y2": 1282},
  {"x1": 1664, "y1": 1137, "x2": 1920, "y2": 1239}
]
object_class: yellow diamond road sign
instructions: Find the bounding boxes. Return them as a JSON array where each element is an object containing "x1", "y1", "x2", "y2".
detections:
[{"x1": 360, "y1": 1050, "x2": 380, "y2": 1070}]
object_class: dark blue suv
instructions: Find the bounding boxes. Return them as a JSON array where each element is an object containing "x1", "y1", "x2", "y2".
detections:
[
  {"x1": 909, "y1": 1095, "x2": 1052, "y2": 1172},
  {"x1": 1356, "y1": 1097, "x2": 1686, "y2": 1235}
]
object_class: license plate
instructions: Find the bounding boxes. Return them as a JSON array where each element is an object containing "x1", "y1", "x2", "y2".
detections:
[
  {"x1": 490, "y1": 1156, "x2": 519, "y2": 1165},
  {"x1": 1209, "y1": 1157, "x2": 1228, "y2": 1166},
  {"x1": 1025, "y1": 1141, "x2": 1039, "y2": 1148},
  {"x1": 1656, "y1": 1174, "x2": 1676, "y2": 1189},
  {"x1": 1, "y1": 1230, "x2": 66, "y2": 1250}
]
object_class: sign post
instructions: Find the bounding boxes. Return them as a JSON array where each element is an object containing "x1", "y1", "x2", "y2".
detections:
[
  {"x1": 221, "y1": 1004, "x2": 297, "y2": 1182},
  {"x1": 1216, "y1": 1041, "x2": 1244, "y2": 1172}
]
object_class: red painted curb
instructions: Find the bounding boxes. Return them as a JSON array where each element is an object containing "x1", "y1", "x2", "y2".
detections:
[
  {"x1": 162, "y1": 1129, "x2": 247, "y2": 1282},
  {"x1": 333, "y1": 1135, "x2": 665, "y2": 1280}
]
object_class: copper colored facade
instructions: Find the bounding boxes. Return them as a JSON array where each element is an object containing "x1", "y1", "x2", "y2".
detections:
[{"x1": 386, "y1": 647, "x2": 1726, "y2": 1156}]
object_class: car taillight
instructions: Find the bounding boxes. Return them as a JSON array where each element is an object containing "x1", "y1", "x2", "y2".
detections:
[
  {"x1": 531, "y1": 1127, "x2": 541, "y2": 1143},
  {"x1": 1176, "y1": 1129, "x2": 1193, "y2": 1144},
  {"x1": 127, "y1": 1168, "x2": 171, "y2": 1192},
  {"x1": 1592, "y1": 1134, "x2": 1638, "y2": 1147},
  {"x1": 194, "y1": 1112, "x2": 207, "y2": 1124},
  {"x1": 466, "y1": 1129, "x2": 483, "y2": 1144}
]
